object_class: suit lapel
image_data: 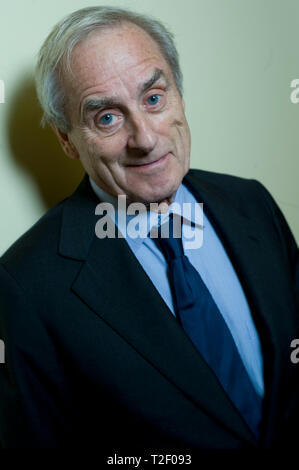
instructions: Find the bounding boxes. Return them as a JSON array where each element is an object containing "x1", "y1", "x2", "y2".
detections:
[
  {"x1": 58, "y1": 173, "x2": 273, "y2": 446},
  {"x1": 184, "y1": 171, "x2": 298, "y2": 446},
  {"x1": 71, "y1": 236, "x2": 257, "y2": 444}
]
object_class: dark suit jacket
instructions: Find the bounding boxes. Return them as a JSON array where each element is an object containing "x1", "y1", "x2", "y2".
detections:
[{"x1": 0, "y1": 169, "x2": 298, "y2": 450}]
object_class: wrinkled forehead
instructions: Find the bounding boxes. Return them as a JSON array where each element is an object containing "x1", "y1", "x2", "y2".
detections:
[{"x1": 63, "y1": 22, "x2": 170, "y2": 96}]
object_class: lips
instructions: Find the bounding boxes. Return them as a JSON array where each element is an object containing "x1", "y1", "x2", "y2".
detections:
[{"x1": 126, "y1": 153, "x2": 170, "y2": 168}]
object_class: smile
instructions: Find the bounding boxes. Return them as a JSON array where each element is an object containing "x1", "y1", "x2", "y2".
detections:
[{"x1": 126, "y1": 153, "x2": 171, "y2": 170}]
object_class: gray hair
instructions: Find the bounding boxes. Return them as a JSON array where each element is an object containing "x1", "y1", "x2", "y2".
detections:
[{"x1": 35, "y1": 6, "x2": 183, "y2": 133}]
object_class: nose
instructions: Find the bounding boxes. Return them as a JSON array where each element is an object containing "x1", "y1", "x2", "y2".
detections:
[{"x1": 127, "y1": 112, "x2": 158, "y2": 155}]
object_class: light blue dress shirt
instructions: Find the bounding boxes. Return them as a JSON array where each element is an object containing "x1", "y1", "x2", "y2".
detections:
[{"x1": 90, "y1": 177, "x2": 264, "y2": 398}]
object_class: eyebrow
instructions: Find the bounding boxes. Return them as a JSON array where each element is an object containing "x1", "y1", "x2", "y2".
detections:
[
  {"x1": 82, "y1": 98, "x2": 121, "y2": 122},
  {"x1": 81, "y1": 68, "x2": 168, "y2": 122},
  {"x1": 140, "y1": 68, "x2": 166, "y2": 94}
]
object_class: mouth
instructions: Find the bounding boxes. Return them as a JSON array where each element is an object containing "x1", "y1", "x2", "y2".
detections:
[{"x1": 126, "y1": 153, "x2": 171, "y2": 170}]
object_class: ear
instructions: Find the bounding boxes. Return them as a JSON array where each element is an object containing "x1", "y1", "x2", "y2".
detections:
[{"x1": 51, "y1": 124, "x2": 80, "y2": 160}]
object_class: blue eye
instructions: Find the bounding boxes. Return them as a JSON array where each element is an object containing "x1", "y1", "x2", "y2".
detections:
[
  {"x1": 147, "y1": 94, "x2": 160, "y2": 105},
  {"x1": 99, "y1": 113, "x2": 115, "y2": 125}
]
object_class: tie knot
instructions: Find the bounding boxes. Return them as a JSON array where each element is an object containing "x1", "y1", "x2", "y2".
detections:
[{"x1": 153, "y1": 213, "x2": 184, "y2": 262}]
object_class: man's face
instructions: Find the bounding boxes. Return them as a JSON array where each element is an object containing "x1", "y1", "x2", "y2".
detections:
[{"x1": 60, "y1": 22, "x2": 191, "y2": 205}]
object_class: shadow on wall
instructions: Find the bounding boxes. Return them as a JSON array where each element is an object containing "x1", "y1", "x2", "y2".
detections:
[{"x1": 7, "y1": 75, "x2": 84, "y2": 210}]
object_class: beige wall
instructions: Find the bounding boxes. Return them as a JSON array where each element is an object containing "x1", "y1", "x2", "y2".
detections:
[{"x1": 0, "y1": 0, "x2": 298, "y2": 255}]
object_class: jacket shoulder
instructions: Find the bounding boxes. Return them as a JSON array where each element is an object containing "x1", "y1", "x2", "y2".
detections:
[
  {"x1": 0, "y1": 199, "x2": 66, "y2": 279},
  {"x1": 187, "y1": 168, "x2": 258, "y2": 191}
]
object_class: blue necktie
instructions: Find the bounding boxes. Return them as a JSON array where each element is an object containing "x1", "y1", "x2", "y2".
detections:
[{"x1": 154, "y1": 214, "x2": 262, "y2": 438}]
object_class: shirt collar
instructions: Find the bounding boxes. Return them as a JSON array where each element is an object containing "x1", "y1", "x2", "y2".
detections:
[{"x1": 89, "y1": 177, "x2": 203, "y2": 251}]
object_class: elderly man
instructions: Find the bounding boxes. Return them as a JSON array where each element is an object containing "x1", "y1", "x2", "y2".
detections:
[{"x1": 0, "y1": 6, "x2": 298, "y2": 451}]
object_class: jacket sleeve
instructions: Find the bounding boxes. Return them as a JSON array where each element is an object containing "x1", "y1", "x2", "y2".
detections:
[
  {"x1": 251, "y1": 179, "x2": 299, "y2": 448},
  {"x1": 0, "y1": 263, "x2": 75, "y2": 448}
]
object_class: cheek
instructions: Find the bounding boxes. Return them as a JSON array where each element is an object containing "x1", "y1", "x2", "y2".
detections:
[
  {"x1": 151, "y1": 113, "x2": 177, "y2": 138},
  {"x1": 173, "y1": 110, "x2": 190, "y2": 139},
  {"x1": 157, "y1": 101, "x2": 188, "y2": 135},
  {"x1": 76, "y1": 130, "x2": 126, "y2": 166}
]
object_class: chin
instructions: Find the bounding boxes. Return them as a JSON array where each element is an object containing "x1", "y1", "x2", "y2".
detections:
[
  {"x1": 124, "y1": 160, "x2": 188, "y2": 204},
  {"x1": 123, "y1": 156, "x2": 189, "y2": 203},
  {"x1": 132, "y1": 179, "x2": 182, "y2": 205}
]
